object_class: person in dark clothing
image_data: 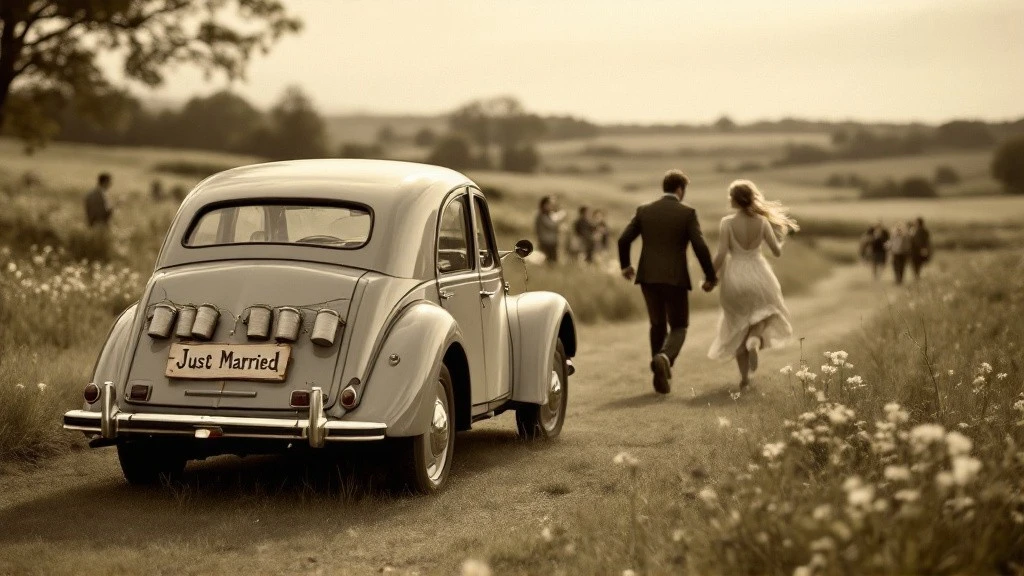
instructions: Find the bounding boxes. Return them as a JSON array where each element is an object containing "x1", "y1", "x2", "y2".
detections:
[
  {"x1": 85, "y1": 173, "x2": 114, "y2": 227},
  {"x1": 889, "y1": 222, "x2": 911, "y2": 285},
  {"x1": 618, "y1": 169, "x2": 717, "y2": 394},
  {"x1": 868, "y1": 222, "x2": 890, "y2": 280},
  {"x1": 534, "y1": 195, "x2": 565, "y2": 265},
  {"x1": 909, "y1": 217, "x2": 932, "y2": 280},
  {"x1": 572, "y1": 206, "x2": 596, "y2": 263}
]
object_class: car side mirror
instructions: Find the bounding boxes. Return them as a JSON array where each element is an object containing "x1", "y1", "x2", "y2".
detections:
[{"x1": 514, "y1": 239, "x2": 533, "y2": 258}]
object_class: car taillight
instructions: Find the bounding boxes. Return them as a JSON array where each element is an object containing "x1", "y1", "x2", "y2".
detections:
[
  {"x1": 290, "y1": 390, "x2": 310, "y2": 408},
  {"x1": 83, "y1": 383, "x2": 100, "y2": 404}
]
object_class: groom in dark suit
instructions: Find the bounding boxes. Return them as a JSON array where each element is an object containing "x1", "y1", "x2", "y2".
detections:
[{"x1": 618, "y1": 169, "x2": 717, "y2": 394}]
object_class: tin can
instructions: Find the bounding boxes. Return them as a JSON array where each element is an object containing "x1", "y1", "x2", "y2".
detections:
[
  {"x1": 275, "y1": 307, "x2": 301, "y2": 342},
  {"x1": 175, "y1": 305, "x2": 197, "y2": 338},
  {"x1": 147, "y1": 303, "x2": 177, "y2": 339},
  {"x1": 191, "y1": 304, "x2": 220, "y2": 340},
  {"x1": 311, "y1": 309, "x2": 341, "y2": 347},
  {"x1": 246, "y1": 305, "x2": 272, "y2": 340}
]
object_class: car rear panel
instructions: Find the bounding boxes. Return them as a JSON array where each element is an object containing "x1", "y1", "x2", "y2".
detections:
[{"x1": 125, "y1": 260, "x2": 364, "y2": 412}]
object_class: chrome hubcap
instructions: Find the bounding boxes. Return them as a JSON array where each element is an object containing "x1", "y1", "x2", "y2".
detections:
[
  {"x1": 539, "y1": 369, "x2": 563, "y2": 432},
  {"x1": 425, "y1": 379, "x2": 450, "y2": 485}
]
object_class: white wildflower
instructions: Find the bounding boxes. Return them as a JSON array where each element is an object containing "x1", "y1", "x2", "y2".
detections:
[
  {"x1": 944, "y1": 431, "x2": 973, "y2": 457},
  {"x1": 613, "y1": 451, "x2": 639, "y2": 468},
  {"x1": 762, "y1": 442, "x2": 786, "y2": 461},
  {"x1": 980, "y1": 362, "x2": 993, "y2": 374},
  {"x1": 972, "y1": 376, "x2": 986, "y2": 386},
  {"x1": 810, "y1": 537, "x2": 836, "y2": 552},
  {"x1": 884, "y1": 465, "x2": 911, "y2": 482},
  {"x1": 894, "y1": 489, "x2": 920, "y2": 503},
  {"x1": 844, "y1": 363, "x2": 854, "y2": 369},
  {"x1": 884, "y1": 402, "x2": 909, "y2": 423},
  {"x1": 698, "y1": 487, "x2": 718, "y2": 506},
  {"x1": 842, "y1": 476, "x2": 863, "y2": 492},
  {"x1": 717, "y1": 416, "x2": 731, "y2": 428},
  {"x1": 795, "y1": 368, "x2": 817, "y2": 382},
  {"x1": 540, "y1": 526, "x2": 554, "y2": 542},
  {"x1": 730, "y1": 391, "x2": 742, "y2": 401},
  {"x1": 672, "y1": 529, "x2": 685, "y2": 542},
  {"x1": 812, "y1": 504, "x2": 832, "y2": 521},
  {"x1": 793, "y1": 566, "x2": 813, "y2": 576},
  {"x1": 36, "y1": 382, "x2": 47, "y2": 392},
  {"x1": 909, "y1": 424, "x2": 946, "y2": 453},
  {"x1": 826, "y1": 404, "x2": 854, "y2": 425},
  {"x1": 996, "y1": 373, "x2": 1008, "y2": 380},
  {"x1": 821, "y1": 364, "x2": 838, "y2": 375},
  {"x1": 846, "y1": 375, "x2": 863, "y2": 386},
  {"x1": 622, "y1": 570, "x2": 637, "y2": 576},
  {"x1": 947, "y1": 370, "x2": 954, "y2": 376},
  {"x1": 935, "y1": 471, "x2": 955, "y2": 490},
  {"x1": 847, "y1": 486, "x2": 875, "y2": 508},
  {"x1": 15, "y1": 383, "x2": 25, "y2": 391},
  {"x1": 460, "y1": 558, "x2": 492, "y2": 576},
  {"x1": 951, "y1": 456, "x2": 982, "y2": 486},
  {"x1": 780, "y1": 365, "x2": 793, "y2": 375},
  {"x1": 816, "y1": 391, "x2": 827, "y2": 403},
  {"x1": 5, "y1": 262, "x2": 15, "y2": 273}
]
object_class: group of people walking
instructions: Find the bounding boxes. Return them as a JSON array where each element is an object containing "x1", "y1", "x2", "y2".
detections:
[
  {"x1": 534, "y1": 196, "x2": 611, "y2": 266},
  {"x1": 860, "y1": 218, "x2": 932, "y2": 284}
]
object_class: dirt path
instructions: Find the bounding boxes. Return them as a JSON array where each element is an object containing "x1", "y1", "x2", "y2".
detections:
[{"x1": 0, "y1": 266, "x2": 886, "y2": 575}]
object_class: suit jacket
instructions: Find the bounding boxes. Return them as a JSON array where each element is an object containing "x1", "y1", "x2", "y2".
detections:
[{"x1": 617, "y1": 195, "x2": 716, "y2": 290}]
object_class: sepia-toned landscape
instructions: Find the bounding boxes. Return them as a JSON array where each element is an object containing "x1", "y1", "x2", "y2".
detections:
[{"x1": 1, "y1": 1, "x2": 1023, "y2": 575}]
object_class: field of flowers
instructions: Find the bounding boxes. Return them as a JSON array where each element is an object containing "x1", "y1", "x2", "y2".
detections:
[{"x1": 485, "y1": 252, "x2": 1024, "y2": 575}]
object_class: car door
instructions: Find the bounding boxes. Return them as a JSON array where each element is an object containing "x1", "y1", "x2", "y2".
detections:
[
  {"x1": 470, "y1": 191, "x2": 513, "y2": 403},
  {"x1": 436, "y1": 190, "x2": 488, "y2": 403}
]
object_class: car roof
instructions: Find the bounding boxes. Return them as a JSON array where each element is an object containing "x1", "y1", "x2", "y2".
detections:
[{"x1": 155, "y1": 159, "x2": 478, "y2": 278}]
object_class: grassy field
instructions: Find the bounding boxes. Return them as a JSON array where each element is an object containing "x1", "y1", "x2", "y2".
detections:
[{"x1": 1, "y1": 133, "x2": 1022, "y2": 573}]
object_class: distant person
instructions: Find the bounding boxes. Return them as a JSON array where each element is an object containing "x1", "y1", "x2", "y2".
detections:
[
  {"x1": 572, "y1": 206, "x2": 596, "y2": 264},
  {"x1": 534, "y1": 196, "x2": 565, "y2": 265},
  {"x1": 889, "y1": 222, "x2": 912, "y2": 285},
  {"x1": 909, "y1": 217, "x2": 932, "y2": 280},
  {"x1": 84, "y1": 172, "x2": 114, "y2": 227},
  {"x1": 150, "y1": 179, "x2": 164, "y2": 202},
  {"x1": 707, "y1": 180, "x2": 797, "y2": 390},
  {"x1": 867, "y1": 221, "x2": 890, "y2": 280},
  {"x1": 618, "y1": 169, "x2": 717, "y2": 394}
]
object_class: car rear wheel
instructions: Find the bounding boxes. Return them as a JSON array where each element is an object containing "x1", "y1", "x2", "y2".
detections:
[
  {"x1": 116, "y1": 441, "x2": 187, "y2": 485},
  {"x1": 517, "y1": 339, "x2": 568, "y2": 441},
  {"x1": 394, "y1": 365, "x2": 455, "y2": 494}
]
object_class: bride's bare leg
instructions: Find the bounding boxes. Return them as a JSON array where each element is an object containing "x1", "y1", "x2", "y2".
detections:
[
  {"x1": 744, "y1": 318, "x2": 770, "y2": 374},
  {"x1": 736, "y1": 346, "x2": 750, "y2": 388}
]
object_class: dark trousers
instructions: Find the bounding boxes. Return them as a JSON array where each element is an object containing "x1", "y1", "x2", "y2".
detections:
[
  {"x1": 910, "y1": 255, "x2": 925, "y2": 279},
  {"x1": 640, "y1": 283, "x2": 690, "y2": 364},
  {"x1": 893, "y1": 254, "x2": 908, "y2": 284},
  {"x1": 539, "y1": 242, "x2": 558, "y2": 265}
]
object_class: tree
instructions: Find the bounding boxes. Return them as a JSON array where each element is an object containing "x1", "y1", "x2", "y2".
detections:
[
  {"x1": 899, "y1": 176, "x2": 938, "y2": 198},
  {"x1": 426, "y1": 134, "x2": 474, "y2": 170},
  {"x1": 173, "y1": 90, "x2": 262, "y2": 152},
  {"x1": 714, "y1": 115, "x2": 736, "y2": 132},
  {"x1": 260, "y1": 85, "x2": 327, "y2": 160},
  {"x1": 376, "y1": 124, "x2": 395, "y2": 145},
  {"x1": 935, "y1": 120, "x2": 995, "y2": 149},
  {"x1": 0, "y1": 1, "x2": 300, "y2": 145},
  {"x1": 992, "y1": 134, "x2": 1024, "y2": 194},
  {"x1": 448, "y1": 96, "x2": 546, "y2": 170},
  {"x1": 934, "y1": 165, "x2": 961, "y2": 186},
  {"x1": 413, "y1": 126, "x2": 436, "y2": 148},
  {"x1": 500, "y1": 145, "x2": 540, "y2": 173}
]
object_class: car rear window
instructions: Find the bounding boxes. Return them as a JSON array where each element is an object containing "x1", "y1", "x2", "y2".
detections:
[{"x1": 185, "y1": 203, "x2": 372, "y2": 249}]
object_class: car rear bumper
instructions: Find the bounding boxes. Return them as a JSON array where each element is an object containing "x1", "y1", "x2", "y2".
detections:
[{"x1": 63, "y1": 384, "x2": 385, "y2": 447}]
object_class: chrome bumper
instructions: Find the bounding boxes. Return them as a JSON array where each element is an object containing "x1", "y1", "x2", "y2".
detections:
[{"x1": 63, "y1": 384, "x2": 386, "y2": 447}]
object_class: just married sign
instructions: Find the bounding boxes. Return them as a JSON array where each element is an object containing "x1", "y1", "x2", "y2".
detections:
[{"x1": 165, "y1": 342, "x2": 292, "y2": 381}]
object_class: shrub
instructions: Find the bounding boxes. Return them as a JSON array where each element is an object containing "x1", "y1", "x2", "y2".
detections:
[
  {"x1": 898, "y1": 176, "x2": 938, "y2": 198},
  {"x1": 934, "y1": 165, "x2": 961, "y2": 185},
  {"x1": 426, "y1": 134, "x2": 475, "y2": 170},
  {"x1": 500, "y1": 145, "x2": 541, "y2": 173},
  {"x1": 413, "y1": 127, "x2": 437, "y2": 148},
  {"x1": 992, "y1": 134, "x2": 1024, "y2": 194},
  {"x1": 338, "y1": 142, "x2": 383, "y2": 159}
]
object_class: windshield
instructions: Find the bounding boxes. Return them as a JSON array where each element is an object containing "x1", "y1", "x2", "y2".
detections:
[{"x1": 185, "y1": 203, "x2": 372, "y2": 249}]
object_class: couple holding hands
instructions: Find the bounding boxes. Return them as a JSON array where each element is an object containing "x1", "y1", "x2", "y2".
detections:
[{"x1": 618, "y1": 170, "x2": 799, "y2": 393}]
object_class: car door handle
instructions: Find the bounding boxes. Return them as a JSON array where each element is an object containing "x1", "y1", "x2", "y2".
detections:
[
  {"x1": 479, "y1": 289, "x2": 496, "y2": 298},
  {"x1": 439, "y1": 289, "x2": 454, "y2": 300}
]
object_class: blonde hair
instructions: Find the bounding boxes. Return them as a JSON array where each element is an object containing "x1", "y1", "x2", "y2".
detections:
[{"x1": 728, "y1": 179, "x2": 800, "y2": 234}]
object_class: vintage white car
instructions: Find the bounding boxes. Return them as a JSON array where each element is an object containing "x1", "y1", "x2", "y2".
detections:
[{"x1": 63, "y1": 160, "x2": 576, "y2": 493}]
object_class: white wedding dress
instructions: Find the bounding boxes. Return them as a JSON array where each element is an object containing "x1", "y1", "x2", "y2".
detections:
[{"x1": 708, "y1": 214, "x2": 793, "y2": 360}]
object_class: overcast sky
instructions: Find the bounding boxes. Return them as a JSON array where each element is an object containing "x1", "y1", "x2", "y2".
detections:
[{"x1": 119, "y1": 0, "x2": 1024, "y2": 123}]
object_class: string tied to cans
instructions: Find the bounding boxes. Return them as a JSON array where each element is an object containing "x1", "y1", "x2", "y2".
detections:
[{"x1": 145, "y1": 297, "x2": 348, "y2": 347}]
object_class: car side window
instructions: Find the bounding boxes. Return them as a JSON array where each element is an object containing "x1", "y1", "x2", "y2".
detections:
[
  {"x1": 472, "y1": 196, "x2": 498, "y2": 270},
  {"x1": 437, "y1": 195, "x2": 472, "y2": 274}
]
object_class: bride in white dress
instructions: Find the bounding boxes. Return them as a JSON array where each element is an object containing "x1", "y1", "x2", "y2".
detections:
[{"x1": 707, "y1": 180, "x2": 799, "y2": 388}]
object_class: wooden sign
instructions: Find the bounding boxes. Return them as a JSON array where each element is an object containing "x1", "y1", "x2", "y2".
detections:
[{"x1": 166, "y1": 343, "x2": 291, "y2": 381}]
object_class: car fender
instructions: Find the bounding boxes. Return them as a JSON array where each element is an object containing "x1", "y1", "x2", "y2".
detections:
[
  {"x1": 507, "y1": 291, "x2": 576, "y2": 405},
  {"x1": 346, "y1": 301, "x2": 463, "y2": 437},
  {"x1": 83, "y1": 303, "x2": 139, "y2": 412}
]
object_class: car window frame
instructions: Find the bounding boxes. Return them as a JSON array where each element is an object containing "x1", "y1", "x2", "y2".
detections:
[
  {"x1": 470, "y1": 191, "x2": 500, "y2": 272},
  {"x1": 181, "y1": 198, "x2": 375, "y2": 251},
  {"x1": 435, "y1": 190, "x2": 475, "y2": 276}
]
